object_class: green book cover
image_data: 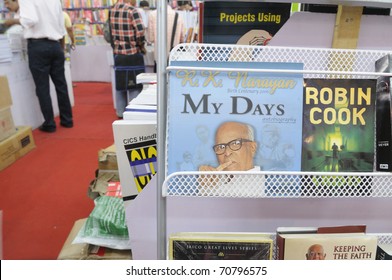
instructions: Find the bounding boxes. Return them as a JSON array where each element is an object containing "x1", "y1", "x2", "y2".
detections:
[{"x1": 301, "y1": 78, "x2": 376, "y2": 173}]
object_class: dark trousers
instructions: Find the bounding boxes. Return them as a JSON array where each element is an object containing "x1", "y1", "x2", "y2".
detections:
[{"x1": 27, "y1": 39, "x2": 73, "y2": 128}]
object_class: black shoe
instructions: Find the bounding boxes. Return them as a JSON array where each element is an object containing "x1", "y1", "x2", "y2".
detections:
[
  {"x1": 39, "y1": 125, "x2": 56, "y2": 133},
  {"x1": 60, "y1": 122, "x2": 73, "y2": 128}
]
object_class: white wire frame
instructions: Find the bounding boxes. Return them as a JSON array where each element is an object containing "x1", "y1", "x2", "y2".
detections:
[
  {"x1": 168, "y1": 43, "x2": 391, "y2": 78},
  {"x1": 164, "y1": 44, "x2": 392, "y2": 199},
  {"x1": 163, "y1": 171, "x2": 392, "y2": 198}
]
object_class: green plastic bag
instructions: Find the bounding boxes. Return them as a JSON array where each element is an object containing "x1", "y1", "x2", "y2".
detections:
[{"x1": 73, "y1": 196, "x2": 131, "y2": 250}]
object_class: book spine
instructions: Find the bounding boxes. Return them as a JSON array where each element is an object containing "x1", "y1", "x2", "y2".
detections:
[
  {"x1": 275, "y1": 234, "x2": 285, "y2": 260},
  {"x1": 375, "y1": 55, "x2": 392, "y2": 171}
]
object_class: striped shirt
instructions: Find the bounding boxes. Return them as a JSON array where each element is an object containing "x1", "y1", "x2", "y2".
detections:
[{"x1": 110, "y1": 3, "x2": 145, "y2": 55}]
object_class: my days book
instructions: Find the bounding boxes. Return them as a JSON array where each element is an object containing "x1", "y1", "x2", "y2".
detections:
[{"x1": 167, "y1": 60, "x2": 304, "y2": 175}]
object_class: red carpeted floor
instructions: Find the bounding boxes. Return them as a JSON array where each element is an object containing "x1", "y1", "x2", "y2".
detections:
[{"x1": 0, "y1": 82, "x2": 118, "y2": 260}]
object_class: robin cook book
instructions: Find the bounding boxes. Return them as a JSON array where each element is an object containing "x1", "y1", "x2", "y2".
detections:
[{"x1": 301, "y1": 78, "x2": 376, "y2": 172}]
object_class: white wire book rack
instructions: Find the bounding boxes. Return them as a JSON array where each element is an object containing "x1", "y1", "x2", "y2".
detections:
[
  {"x1": 155, "y1": 43, "x2": 392, "y2": 259},
  {"x1": 163, "y1": 43, "x2": 392, "y2": 199},
  {"x1": 163, "y1": 171, "x2": 392, "y2": 198},
  {"x1": 168, "y1": 43, "x2": 391, "y2": 78}
]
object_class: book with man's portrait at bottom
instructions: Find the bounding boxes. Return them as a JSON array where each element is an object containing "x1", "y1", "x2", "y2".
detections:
[
  {"x1": 275, "y1": 224, "x2": 367, "y2": 260},
  {"x1": 277, "y1": 232, "x2": 378, "y2": 260},
  {"x1": 167, "y1": 60, "x2": 304, "y2": 196},
  {"x1": 169, "y1": 232, "x2": 273, "y2": 260}
]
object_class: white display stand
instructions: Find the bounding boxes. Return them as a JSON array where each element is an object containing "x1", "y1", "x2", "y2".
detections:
[
  {"x1": 160, "y1": 44, "x2": 392, "y2": 258},
  {"x1": 0, "y1": 51, "x2": 74, "y2": 129},
  {"x1": 126, "y1": 45, "x2": 392, "y2": 260}
]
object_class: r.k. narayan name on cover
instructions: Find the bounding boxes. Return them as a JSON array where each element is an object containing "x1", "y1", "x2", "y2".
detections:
[{"x1": 167, "y1": 60, "x2": 304, "y2": 176}]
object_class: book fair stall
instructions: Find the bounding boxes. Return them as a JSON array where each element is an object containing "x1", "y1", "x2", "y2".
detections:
[{"x1": 1, "y1": 0, "x2": 392, "y2": 273}]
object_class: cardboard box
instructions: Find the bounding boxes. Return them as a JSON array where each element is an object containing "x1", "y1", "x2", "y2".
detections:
[
  {"x1": 98, "y1": 144, "x2": 118, "y2": 170},
  {"x1": 0, "y1": 107, "x2": 16, "y2": 142},
  {"x1": 0, "y1": 126, "x2": 36, "y2": 171},
  {"x1": 0, "y1": 76, "x2": 12, "y2": 109},
  {"x1": 57, "y1": 218, "x2": 89, "y2": 260},
  {"x1": 57, "y1": 218, "x2": 132, "y2": 260},
  {"x1": 87, "y1": 169, "x2": 120, "y2": 200}
]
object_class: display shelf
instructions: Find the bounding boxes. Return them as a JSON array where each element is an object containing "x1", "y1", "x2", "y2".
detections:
[
  {"x1": 158, "y1": 43, "x2": 392, "y2": 259},
  {"x1": 155, "y1": 1, "x2": 392, "y2": 260},
  {"x1": 163, "y1": 44, "x2": 392, "y2": 198},
  {"x1": 163, "y1": 171, "x2": 392, "y2": 198},
  {"x1": 62, "y1": 0, "x2": 116, "y2": 9},
  {"x1": 168, "y1": 43, "x2": 390, "y2": 78},
  {"x1": 65, "y1": 7, "x2": 108, "y2": 25},
  {"x1": 64, "y1": 7, "x2": 111, "y2": 10}
]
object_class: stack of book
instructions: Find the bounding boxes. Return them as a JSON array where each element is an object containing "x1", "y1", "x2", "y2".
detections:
[{"x1": 123, "y1": 73, "x2": 157, "y2": 121}]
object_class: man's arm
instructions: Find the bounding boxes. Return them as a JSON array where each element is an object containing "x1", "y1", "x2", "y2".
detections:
[
  {"x1": 131, "y1": 8, "x2": 146, "y2": 53},
  {"x1": 18, "y1": 0, "x2": 38, "y2": 29},
  {"x1": 66, "y1": 26, "x2": 75, "y2": 49},
  {"x1": 132, "y1": 8, "x2": 145, "y2": 41},
  {"x1": 63, "y1": 12, "x2": 76, "y2": 50},
  {"x1": 147, "y1": 11, "x2": 155, "y2": 43}
]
